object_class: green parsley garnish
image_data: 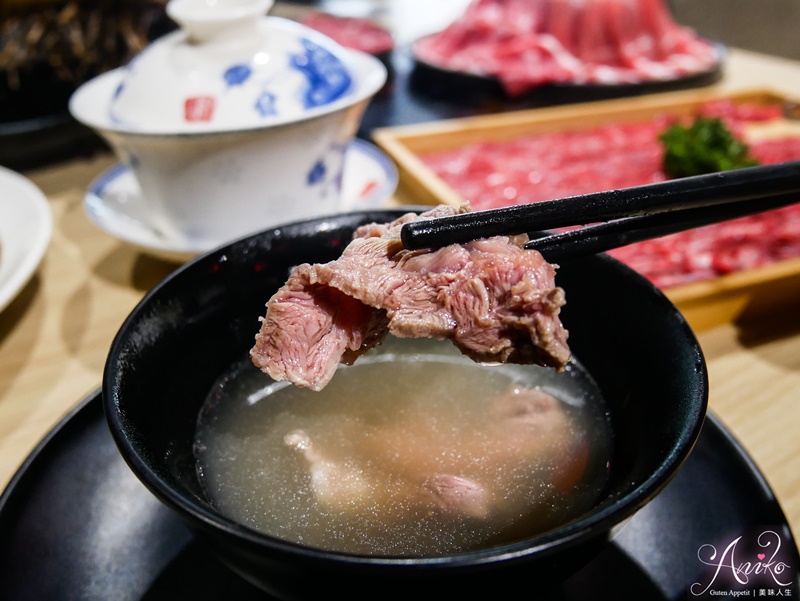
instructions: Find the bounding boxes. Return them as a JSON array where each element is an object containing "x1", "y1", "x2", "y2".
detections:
[{"x1": 660, "y1": 117, "x2": 759, "y2": 178}]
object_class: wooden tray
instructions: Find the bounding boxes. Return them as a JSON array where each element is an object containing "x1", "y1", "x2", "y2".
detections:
[{"x1": 373, "y1": 88, "x2": 800, "y2": 331}]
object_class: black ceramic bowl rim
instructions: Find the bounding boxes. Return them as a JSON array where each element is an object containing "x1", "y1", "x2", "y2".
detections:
[{"x1": 102, "y1": 209, "x2": 708, "y2": 573}]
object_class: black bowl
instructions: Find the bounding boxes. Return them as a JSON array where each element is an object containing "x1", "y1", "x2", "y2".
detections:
[{"x1": 102, "y1": 209, "x2": 708, "y2": 600}]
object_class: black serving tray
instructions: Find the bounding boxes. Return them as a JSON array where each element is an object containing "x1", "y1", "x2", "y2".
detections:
[{"x1": 0, "y1": 390, "x2": 797, "y2": 600}]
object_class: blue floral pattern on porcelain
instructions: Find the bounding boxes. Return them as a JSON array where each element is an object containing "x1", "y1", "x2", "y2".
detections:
[
  {"x1": 307, "y1": 160, "x2": 326, "y2": 185},
  {"x1": 224, "y1": 64, "x2": 253, "y2": 87},
  {"x1": 306, "y1": 142, "x2": 347, "y2": 199},
  {"x1": 254, "y1": 91, "x2": 277, "y2": 117},
  {"x1": 213, "y1": 38, "x2": 351, "y2": 122},
  {"x1": 290, "y1": 39, "x2": 352, "y2": 109}
]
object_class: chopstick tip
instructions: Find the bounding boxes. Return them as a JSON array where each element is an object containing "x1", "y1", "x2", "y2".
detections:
[{"x1": 400, "y1": 221, "x2": 420, "y2": 250}]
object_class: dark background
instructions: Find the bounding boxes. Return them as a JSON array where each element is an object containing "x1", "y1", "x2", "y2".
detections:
[{"x1": 670, "y1": 0, "x2": 800, "y2": 61}]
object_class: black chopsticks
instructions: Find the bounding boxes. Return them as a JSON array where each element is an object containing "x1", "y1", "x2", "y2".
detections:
[
  {"x1": 525, "y1": 192, "x2": 799, "y2": 261},
  {"x1": 399, "y1": 161, "x2": 800, "y2": 261}
]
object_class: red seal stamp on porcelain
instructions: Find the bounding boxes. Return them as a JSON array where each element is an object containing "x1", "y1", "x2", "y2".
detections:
[{"x1": 184, "y1": 96, "x2": 216, "y2": 122}]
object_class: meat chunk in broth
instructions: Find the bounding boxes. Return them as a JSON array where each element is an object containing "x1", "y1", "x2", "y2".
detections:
[
  {"x1": 198, "y1": 333, "x2": 610, "y2": 556},
  {"x1": 282, "y1": 386, "x2": 586, "y2": 523}
]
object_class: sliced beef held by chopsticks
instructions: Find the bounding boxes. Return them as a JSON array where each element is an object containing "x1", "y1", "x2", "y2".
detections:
[{"x1": 251, "y1": 204, "x2": 570, "y2": 391}]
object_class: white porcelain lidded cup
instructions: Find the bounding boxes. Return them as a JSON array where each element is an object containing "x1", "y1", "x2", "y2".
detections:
[{"x1": 70, "y1": 0, "x2": 387, "y2": 248}]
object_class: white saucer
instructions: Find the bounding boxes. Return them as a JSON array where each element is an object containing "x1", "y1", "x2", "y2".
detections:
[
  {"x1": 84, "y1": 139, "x2": 399, "y2": 262},
  {"x1": 0, "y1": 167, "x2": 53, "y2": 313}
]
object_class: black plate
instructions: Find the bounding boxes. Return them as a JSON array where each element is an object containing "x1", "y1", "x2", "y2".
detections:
[
  {"x1": 409, "y1": 36, "x2": 726, "y2": 107},
  {"x1": 356, "y1": 40, "x2": 725, "y2": 139},
  {"x1": 0, "y1": 112, "x2": 106, "y2": 172},
  {"x1": 0, "y1": 389, "x2": 797, "y2": 600}
]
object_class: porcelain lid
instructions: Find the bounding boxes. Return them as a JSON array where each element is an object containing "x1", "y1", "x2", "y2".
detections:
[{"x1": 107, "y1": 0, "x2": 367, "y2": 131}]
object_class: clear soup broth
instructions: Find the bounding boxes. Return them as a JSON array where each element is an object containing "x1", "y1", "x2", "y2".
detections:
[{"x1": 195, "y1": 338, "x2": 612, "y2": 557}]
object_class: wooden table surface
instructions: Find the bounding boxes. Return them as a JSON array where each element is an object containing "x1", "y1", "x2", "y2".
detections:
[{"x1": 2, "y1": 47, "x2": 800, "y2": 559}]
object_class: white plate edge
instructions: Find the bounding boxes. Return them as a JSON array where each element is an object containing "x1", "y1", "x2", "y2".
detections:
[{"x1": 0, "y1": 167, "x2": 54, "y2": 313}]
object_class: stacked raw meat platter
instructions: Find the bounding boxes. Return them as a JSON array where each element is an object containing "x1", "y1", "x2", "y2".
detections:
[{"x1": 414, "y1": 0, "x2": 721, "y2": 96}]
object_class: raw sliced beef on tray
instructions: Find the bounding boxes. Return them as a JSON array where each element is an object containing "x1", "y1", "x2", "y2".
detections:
[
  {"x1": 251, "y1": 205, "x2": 570, "y2": 391},
  {"x1": 414, "y1": 0, "x2": 720, "y2": 96},
  {"x1": 420, "y1": 99, "x2": 800, "y2": 288}
]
